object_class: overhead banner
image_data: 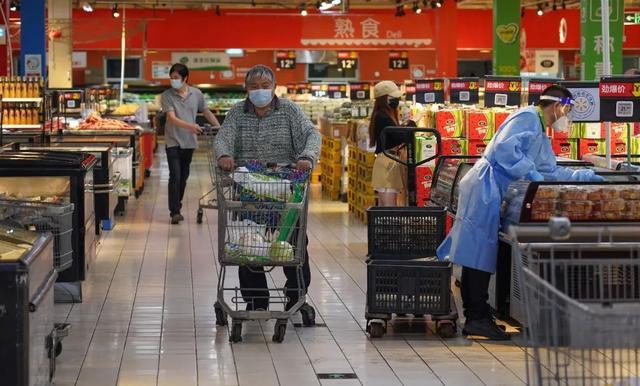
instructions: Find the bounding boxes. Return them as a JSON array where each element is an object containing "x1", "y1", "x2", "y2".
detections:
[
  {"x1": 171, "y1": 52, "x2": 231, "y2": 71},
  {"x1": 484, "y1": 76, "x2": 522, "y2": 107},
  {"x1": 560, "y1": 81, "x2": 600, "y2": 122},
  {"x1": 449, "y1": 78, "x2": 480, "y2": 104},
  {"x1": 599, "y1": 76, "x2": 640, "y2": 122},
  {"x1": 414, "y1": 79, "x2": 445, "y2": 104},
  {"x1": 580, "y1": 0, "x2": 623, "y2": 80},
  {"x1": 492, "y1": 0, "x2": 521, "y2": 76}
]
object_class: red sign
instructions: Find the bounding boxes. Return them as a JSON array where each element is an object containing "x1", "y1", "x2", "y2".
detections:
[
  {"x1": 416, "y1": 80, "x2": 444, "y2": 91},
  {"x1": 276, "y1": 51, "x2": 296, "y2": 59},
  {"x1": 528, "y1": 81, "x2": 553, "y2": 94},
  {"x1": 405, "y1": 83, "x2": 416, "y2": 93},
  {"x1": 450, "y1": 80, "x2": 479, "y2": 90},
  {"x1": 389, "y1": 51, "x2": 408, "y2": 58},
  {"x1": 485, "y1": 80, "x2": 521, "y2": 92},
  {"x1": 338, "y1": 51, "x2": 358, "y2": 59},
  {"x1": 599, "y1": 82, "x2": 640, "y2": 98},
  {"x1": 349, "y1": 83, "x2": 369, "y2": 91}
]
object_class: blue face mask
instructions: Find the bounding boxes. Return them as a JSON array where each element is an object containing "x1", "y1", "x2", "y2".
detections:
[
  {"x1": 248, "y1": 89, "x2": 274, "y2": 108},
  {"x1": 170, "y1": 78, "x2": 183, "y2": 89}
]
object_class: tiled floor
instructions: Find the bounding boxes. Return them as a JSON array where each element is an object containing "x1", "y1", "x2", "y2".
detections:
[{"x1": 54, "y1": 147, "x2": 528, "y2": 386}]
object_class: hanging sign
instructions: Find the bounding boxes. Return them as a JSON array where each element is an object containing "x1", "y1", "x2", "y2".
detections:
[
  {"x1": 599, "y1": 76, "x2": 640, "y2": 122},
  {"x1": 311, "y1": 84, "x2": 328, "y2": 98},
  {"x1": 527, "y1": 79, "x2": 559, "y2": 105},
  {"x1": 389, "y1": 51, "x2": 409, "y2": 70},
  {"x1": 61, "y1": 90, "x2": 84, "y2": 110},
  {"x1": 449, "y1": 78, "x2": 479, "y2": 104},
  {"x1": 349, "y1": 82, "x2": 371, "y2": 100},
  {"x1": 415, "y1": 79, "x2": 445, "y2": 104},
  {"x1": 534, "y1": 50, "x2": 560, "y2": 76},
  {"x1": 560, "y1": 81, "x2": 600, "y2": 122},
  {"x1": 276, "y1": 51, "x2": 296, "y2": 69},
  {"x1": 484, "y1": 76, "x2": 522, "y2": 107},
  {"x1": 25, "y1": 54, "x2": 43, "y2": 76},
  {"x1": 72, "y1": 52, "x2": 87, "y2": 69},
  {"x1": 337, "y1": 51, "x2": 358, "y2": 70},
  {"x1": 151, "y1": 62, "x2": 172, "y2": 79},
  {"x1": 328, "y1": 84, "x2": 348, "y2": 99},
  {"x1": 171, "y1": 52, "x2": 231, "y2": 71}
]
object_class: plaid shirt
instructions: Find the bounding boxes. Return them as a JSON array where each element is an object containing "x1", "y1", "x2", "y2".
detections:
[{"x1": 214, "y1": 97, "x2": 321, "y2": 166}]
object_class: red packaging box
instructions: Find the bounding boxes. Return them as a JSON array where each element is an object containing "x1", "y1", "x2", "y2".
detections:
[
  {"x1": 578, "y1": 139, "x2": 606, "y2": 158},
  {"x1": 552, "y1": 139, "x2": 579, "y2": 159},
  {"x1": 435, "y1": 109, "x2": 464, "y2": 138},
  {"x1": 416, "y1": 165, "x2": 434, "y2": 205},
  {"x1": 612, "y1": 140, "x2": 627, "y2": 155},
  {"x1": 493, "y1": 111, "x2": 511, "y2": 133},
  {"x1": 467, "y1": 140, "x2": 490, "y2": 156},
  {"x1": 441, "y1": 138, "x2": 467, "y2": 156},
  {"x1": 465, "y1": 110, "x2": 494, "y2": 140},
  {"x1": 582, "y1": 122, "x2": 627, "y2": 140}
]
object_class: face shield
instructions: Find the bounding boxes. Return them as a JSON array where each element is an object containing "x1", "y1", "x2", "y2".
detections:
[{"x1": 540, "y1": 95, "x2": 575, "y2": 132}]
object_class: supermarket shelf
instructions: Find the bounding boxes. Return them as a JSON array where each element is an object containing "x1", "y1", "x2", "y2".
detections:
[
  {"x1": 2, "y1": 98, "x2": 43, "y2": 103},
  {"x1": 2, "y1": 124, "x2": 43, "y2": 129}
]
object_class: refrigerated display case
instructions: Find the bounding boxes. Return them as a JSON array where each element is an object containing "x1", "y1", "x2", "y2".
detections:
[
  {"x1": 0, "y1": 233, "x2": 61, "y2": 385},
  {"x1": 0, "y1": 152, "x2": 97, "y2": 302}
]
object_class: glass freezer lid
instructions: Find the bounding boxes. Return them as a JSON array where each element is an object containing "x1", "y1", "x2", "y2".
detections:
[
  {"x1": 0, "y1": 240, "x2": 29, "y2": 262},
  {"x1": 0, "y1": 222, "x2": 40, "y2": 245}
]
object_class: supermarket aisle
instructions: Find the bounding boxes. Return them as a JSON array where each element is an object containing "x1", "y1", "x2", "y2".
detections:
[{"x1": 53, "y1": 148, "x2": 527, "y2": 386}]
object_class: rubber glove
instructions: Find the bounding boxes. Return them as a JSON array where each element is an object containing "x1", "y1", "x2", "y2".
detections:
[
  {"x1": 571, "y1": 168, "x2": 603, "y2": 182},
  {"x1": 526, "y1": 170, "x2": 544, "y2": 182},
  {"x1": 591, "y1": 174, "x2": 606, "y2": 182}
]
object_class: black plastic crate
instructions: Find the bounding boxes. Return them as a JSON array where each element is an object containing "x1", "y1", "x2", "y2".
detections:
[
  {"x1": 367, "y1": 207, "x2": 446, "y2": 260},
  {"x1": 367, "y1": 259, "x2": 451, "y2": 316}
]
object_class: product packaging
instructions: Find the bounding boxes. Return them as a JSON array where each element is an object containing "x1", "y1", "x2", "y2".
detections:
[
  {"x1": 467, "y1": 140, "x2": 491, "y2": 156},
  {"x1": 582, "y1": 122, "x2": 628, "y2": 140},
  {"x1": 552, "y1": 139, "x2": 579, "y2": 159},
  {"x1": 416, "y1": 164, "x2": 434, "y2": 206},
  {"x1": 578, "y1": 139, "x2": 606, "y2": 158},
  {"x1": 465, "y1": 110, "x2": 494, "y2": 140},
  {"x1": 435, "y1": 109, "x2": 464, "y2": 138},
  {"x1": 552, "y1": 122, "x2": 583, "y2": 140},
  {"x1": 441, "y1": 138, "x2": 467, "y2": 156},
  {"x1": 415, "y1": 134, "x2": 438, "y2": 165},
  {"x1": 493, "y1": 110, "x2": 511, "y2": 133}
]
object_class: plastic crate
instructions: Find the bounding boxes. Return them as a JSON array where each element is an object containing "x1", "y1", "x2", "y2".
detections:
[
  {"x1": 367, "y1": 259, "x2": 451, "y2": 315},
  {"x1": 367, "y1": 207, "x2": 446, "y2": 260}
]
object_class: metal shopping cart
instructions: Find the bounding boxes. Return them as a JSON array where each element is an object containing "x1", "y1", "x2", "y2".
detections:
[
  {"x1": 509, "y1": 220, "x2": 640, "y2": 385},
  {"x1": 212, "y1": 164, "x2": 316, "y2": 343},
  {"x1": 196, "y1": 125, "x2": 218, "y2": 224}
]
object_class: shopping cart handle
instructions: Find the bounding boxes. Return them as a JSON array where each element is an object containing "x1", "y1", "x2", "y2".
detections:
[{"x1": 380, "y1": 127, "x2": 441, "y2": 167}]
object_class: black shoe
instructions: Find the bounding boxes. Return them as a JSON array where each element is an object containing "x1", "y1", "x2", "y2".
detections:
[
  {"x1": 177, "y1": 213, "x2": 184, "y2": 221},
  {"x1": 171, "y1": 214, "x2": 181, "y2": 224},
  {"x1": 463, "y1": 319, "x2": 510, "y2": 341}
]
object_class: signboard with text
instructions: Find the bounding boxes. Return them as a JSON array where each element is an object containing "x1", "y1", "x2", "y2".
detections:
[
  {"x1": 171, "y1": 52, "x2": 231, "y2": 71},
  {"x1": 560, "y1": 81, "x2": 600, "y2": 122},
  {"x1": 276, "y1": 51, "x2": 296, "y2": 69},
  {"x1": 349, "y1": 82, "x2": 371, "y2": 100},
  {"x1": 405, "y1": 82, "x2": 416, "y2": 101},
  {"x1": 414, "y1": 79, "x2": 445, "y2": 104},
  {"x1": 527, "y1": 78, "x2": 560, "y2": 105},
  {"x1": 449, "y1": 78, "x2": 479, "y2": 104},
  {"x1": 337, "y1": 51, "x2": 358, "y2": 70},
  {"x1": 599, "y1": 76, "x2": 640, "y2": 122},
  {"x1": 580, "y1": 0, "x2": 623, "y2": 80},
  {"x1": 328, "y1": 84, "x2": 348, "y2": 99},
  {"x1": 484, "y1": 76, "x2": 522, "y2": 107},
  {"x1": 389, "y1": 51, "x2": 409, "y2": 70}
]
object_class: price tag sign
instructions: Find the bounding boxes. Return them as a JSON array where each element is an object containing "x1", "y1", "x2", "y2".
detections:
[
  {"x1": 286, "y1": 84, "x2": 297, "y2": 95},
  {"x1": 405, "y1": 83, "x2": 416, "y2": 101},
  {"x1": 338, "y1": 51, "x2": 358, "y2": 70},
  {"x1": 62, "y1": 90, "x2": 83, "y2": 110},
  {"x1": 599, "y1": 76, "x2": 640, "y2": 122},
  {"x1": 328, "y1": 84, "x2": 348, "y2": 99},
  {"x1": 527, "y1": 79, "x2": 560, "y2": 105},
  {"x1": 484, "y1": 76, "x2": 522, "y2": 107},
  {"x1": 276, "y1": 51, "x2": 296, "y2": 70},
  {"x1": 311, "y1": 84, "x2": 328, "y2": 98},
  {"x1": 449, "y1": 78, "x2": 479, "y2": 104},
  {"x1": 389, "y1": 51, "x2": 409, "y2": 70},
  {"x1": 560, "y1": 81, "x2": 600, "y2": 122},
  {"x1": 415, "y1": 79, "x2": 445, "y2": 104},
  {"x1": 349, "y1": 82, "x2": 371, "y2": 101},
  {"x1": 296, "y1": 83, "x2": 310, "y2": 95}
]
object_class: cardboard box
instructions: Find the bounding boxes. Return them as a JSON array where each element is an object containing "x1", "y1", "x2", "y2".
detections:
[
  {"x1": 578, "y1": 139, "x2": 606, "y2": 158},
  {"x1": 441, "y1": 138, "x2": 467, "y2": 156},
  {"x1": 416, "y1": 164, "x2": 434, "y2": 206},
  {"x1": 465, "y1": 110, "x2": 494, "y2": 140},
  {"x1": 493, "y1": 110, "x2": 511, "y2": 133},
  {"x1": 582, "y1": 122, "x2": 628, "y2": 140},
  {"x1": 552, "y1": 122, "x2": 583, "y2": 140},
  {"x1": 435, "y1": 109, "x2": 464, "y2": 138},
  {"x1": 467, "y1": 140, "x2": 491, "y2": 156},
  {"x1": 612, "y1": 139, "x2": 627, "y2": 155},
  {"x1": 414, "y1": 134, "x2": 438, "y2": 165},
  {"x1": 552, "y1": 139, "x2": 579, "y2": 160}
]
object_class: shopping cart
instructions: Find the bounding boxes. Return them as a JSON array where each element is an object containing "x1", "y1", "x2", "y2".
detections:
[
  {"x1": 196, "y1": 124, "x2": 218, "y2": 224},
  {"x1": 509, "y1": 220, "x2": 640, "y2": 385},
  {"x1": 212, "y1": 164, "x2": 316, "y2": 343},
  {"x1": 0, "y1": 198, "x2": 74, "y2": 272}
]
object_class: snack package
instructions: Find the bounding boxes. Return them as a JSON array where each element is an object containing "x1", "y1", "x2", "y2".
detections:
[
  {"x1": 467, "y1": 140, "x2": 491, "y2": 156},
  {"x1": 582, "y1": 122, "x2": 628, "y2": 140},
  {"x1": 552, "y1": 139, "x2": 579, "y2": 159},
  {"x1": 435, "y1": 109, "x2": 464, "y2": 138},
  {"x1": 416, "y1": 164, "x2": 434, "y2": 205},
  {"x1": 415, "y1": 134, "x2": 438, "y2": 166},
  {"x1": 441, "y1": 138, "x2": 467, "y2": 156},
  {"x1": 465, "y1": 109, "x2": 494, "y2": 140},
  {"x1": 233, "y1": 167, "x2": 292, "y2": 202}
]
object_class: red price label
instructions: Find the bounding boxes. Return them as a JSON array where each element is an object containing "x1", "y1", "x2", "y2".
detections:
[
  {"x1": 600, "y1": 82, "x2": 640, "y2": 98},
  {"x1": 529, "y1": 81, "x2": 553, "y2": 93}
]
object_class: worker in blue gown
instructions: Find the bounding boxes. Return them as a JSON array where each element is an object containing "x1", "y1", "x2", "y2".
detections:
[{"x1": 437, "y1": 85, "x2": 604, "y2": 340}]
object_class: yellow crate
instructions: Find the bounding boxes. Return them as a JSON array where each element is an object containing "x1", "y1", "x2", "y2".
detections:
[
  {"x1": 322, "y1": 162, "x2": 342, "y2": 177},
  {"x1": 357, "y1": 164, "x2": 373, "y2": 181},
  {"x1": 363, "y1": 151, "x2": 376, "y2": 166},
  {"x1": 347, "y1": 162, "x2": 357, "y2": 175},
  {"x1": 348, "y1": 190, "x2": 356, "y2": 205},
  {"x1": 348, "y1": 146, "x2": 358, "y2": 162},
  {"x1": 321, "y1": 151, "x2": 341, "y2": 164},
  {"x1": 356, "y1": 179, "x2": 376, "y2": 196},
  {"x1": 311, "y1": 173, "x2": 321, "y2": 184},
  {"x1": 348, "y1": 203, "x2": 357, "y2": 214},
  {"x1": 356, "y1": 193, "x2": 377, "y2": 209},
  {"x1": 348, "y1": 176, "x2": 356, "y2": 190}
]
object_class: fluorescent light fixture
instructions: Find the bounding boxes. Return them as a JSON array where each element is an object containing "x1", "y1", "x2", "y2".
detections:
[
  {"x1": 82, "y1": 1, "x2": 93, "y2": 12},
  {"x1": 225, "y1": 49, "x2": 244, "y2": 56}
]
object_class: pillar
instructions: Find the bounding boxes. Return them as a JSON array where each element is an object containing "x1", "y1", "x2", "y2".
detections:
[
  {"x1": 580, "y1": 0, "x2": 624, "y2": 80},
  {"x1": 492, "y1": 0, "x2": 521, "y2": 76},
  {"x1": 0, "y1": 1, "x2": 8, "y2": 76},
  {"x1": 20, "y1": 0, "x2": 46, "y2": 77},
  {"x1": 434, "y1": 0, "x2": 457, "y2": 77},
  {"x1": 48, "y1": 0, "x2": 73, "y2": 88}
]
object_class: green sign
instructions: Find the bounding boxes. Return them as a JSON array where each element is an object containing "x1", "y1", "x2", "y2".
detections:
[
  {"x1": 492, "y1": 0, "x2": 521, "y2": 76},
  {"x1": 624, "y1": 12, "x2": 640, "y2": 24},
  {"x1": 580, "y1": 0, "x2": 624, "y2": 80}
]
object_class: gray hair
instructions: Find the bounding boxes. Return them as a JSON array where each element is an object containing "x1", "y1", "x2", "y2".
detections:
[{"x1": 244, "y1": 65, "x2": 275, "y2": 86}]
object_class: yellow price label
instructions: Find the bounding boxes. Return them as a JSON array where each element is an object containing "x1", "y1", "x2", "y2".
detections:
[
  {"x1": 632, "y1": 82, "x2": 640, "y2": 97},
  {"x1": 508, "y1": 81, "x2": 521, "y2": 92}
]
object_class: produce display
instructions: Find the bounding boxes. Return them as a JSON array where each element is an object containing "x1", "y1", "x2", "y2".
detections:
[
  {"x1": 111, "y1": 104, "x2": 139, "y2": 116},
  {"x1": 76, "y1": 113, "x2": 133, "y2": 131}
]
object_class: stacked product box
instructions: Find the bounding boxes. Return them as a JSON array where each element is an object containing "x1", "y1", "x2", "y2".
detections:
[
  {"x1": 415, "y1": 133, "x2": 440, "y2": 206},
  {"x1": 347, "y1": 144, "x2": 376, "y2": 224},
  {"x1": 320, "y1": 135, "x2": 342, "y2": 200},
  {"x1": 555, "y1": 122, "x2": 635, "y2": 159}
]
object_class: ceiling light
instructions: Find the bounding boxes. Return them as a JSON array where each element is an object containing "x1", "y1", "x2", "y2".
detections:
[
  {"x1": 436, "y1": 1, "x2": 442, "y2": 8},
  {"x1": 82, "y1": 1, "x2": 93, "y2": 12},
  {"x1": 395, "y1": 5, "x2": 406, "y2": 17},
  {"x1": 331, "y1": 0, "x2": 341, "y2": 5},
  {"x1": 412, "y1": 2, "x2": 422, "y2": 14},
  {"x1": 9, "y1": 1, "x2": 18, "y2": 11},
  {"x1": 112, "y1": 3, "x2": 120, "y2": 18},
  {"x1": 537, "y1": 3, "x2": 543, "y2": 16},
  {"x1": 300, "y1": 3, "x2": 308, "y2": 16}
]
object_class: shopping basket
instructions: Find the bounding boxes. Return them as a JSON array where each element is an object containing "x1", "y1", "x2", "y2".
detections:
[
  {"x1": 213, "y1": 163, "x2": 316, "y2": 343},
  {"x1": 196, "y1": 125, "x2": 218, "y2": 224},
  {"x1": 510, "y1": 222, "x2": 640, "y2": 385},
  {"x1": 0, "y1": 198, "x2": 74, "y2": 271}
]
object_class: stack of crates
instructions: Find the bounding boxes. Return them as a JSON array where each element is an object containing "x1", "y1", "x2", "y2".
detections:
[
  {"x1": 348, "y1": 145, "x2": 376, "y2": 224},
  {"x1": 320, "y1": 135, "x2": 342, "y2": 200}
]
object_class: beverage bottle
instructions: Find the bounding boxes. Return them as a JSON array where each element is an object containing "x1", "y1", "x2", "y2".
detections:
[
  {"x1": 14, "y1": 77, "x2": 21, "y2": 98},
  {"x1": 20, "y1": 104, "x2": 27, "y2": 125},
  {"x1": 21, "y1": 77, "x2": 27, "y2": 99}
]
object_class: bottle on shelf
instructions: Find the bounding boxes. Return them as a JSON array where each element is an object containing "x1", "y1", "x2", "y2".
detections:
[
  {"x1": 27, "y1": 77, "x2": 34, "y2": 98},
  {"x1": 32, "y1": 106, "x2": 39, "y2": 124},
  {"x1": 20, "y1": 77, "x2": 27, "y2": 99},
  {"x1": 19, "y1": 104, "x2": 27, "y2": 125}
]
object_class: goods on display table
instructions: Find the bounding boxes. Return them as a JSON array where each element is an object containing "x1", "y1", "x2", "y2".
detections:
[{"x1": 74, "y1": 113, "x2": 134, "y2": 131}]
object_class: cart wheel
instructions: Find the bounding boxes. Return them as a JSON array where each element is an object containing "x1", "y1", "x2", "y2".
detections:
[
  {"x1": 55, "y1": 341, "x2": 63, "y2": 358},
  {"x1": 197, "y1": 209, "x2": 203, "y2": 224},
  {"x1": 367, "y1": 321, "x2": 386, "y2": 339},
  {"x1": 272, "y1": 320, "x2": 288, "y2": 343},
  {"x1": 214, "y1": 302, "x2": 228, "y2": 326},
  {"x1": 230, "y1": 321, "x2": 243, "y2": 343},
  {"x1": 436, "y1": 321, "x2": 457, "y2": 339},
  {"x1": 300, "y1": 303, "x2": 316, "y2": 327}
]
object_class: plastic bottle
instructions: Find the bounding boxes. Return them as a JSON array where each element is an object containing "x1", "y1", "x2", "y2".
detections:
[
  {"x1": 32, "y1": 106, "x2": 39, "y2": 124},
  {"x1": 20, "y1": 104, "x2": 27, "y2": 125}
]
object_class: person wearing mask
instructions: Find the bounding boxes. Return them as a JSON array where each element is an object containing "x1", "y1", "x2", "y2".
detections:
[
  {"x1": 437, "y1": 85, "x2": 604, "y2": 340},
  {"x1": 369, "y1": 81, "x2": 420, "y2": 206},
  {"x1": 215, "y1": 65, "x2": 320, "y2": 313},
  {"x1": 161, "y1": 63, "x2": 220, "y2": 224}
]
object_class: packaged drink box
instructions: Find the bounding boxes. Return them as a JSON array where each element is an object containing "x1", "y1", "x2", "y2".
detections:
[
  {"x1": 414, "y1": 134, "x2": 438, "y2": 165},
  {"x1": 582, "y1": 122, "x2": 628, "y2": 140},
  {"x1": 552, "y1": 139, "x2": 579, "y2": 159},
  {"x1": 465, "y1": 110, "x2": 494, "y2": 140},
  {"x1": 435, "y1": 109, "x2": 464, "y2": 138},
  {"x1": 578, "y1": 139, "x2": 606, "y2": 158},
  {"x1": 612, "y1": 139, "x2": 627, "y2": 155},
  {"x1": 493, "y1": 110, "x2": 511, "y2": 133},
  {"x1": 416, "y1": 164, "x2": 434, "y2": 206},
  {"x1": 441, "y1": 138, "x2": 467, "y2": 156},
  {"x1": 552, "y1": 122, "x2": 583, "y2": 140},
  {"x1": 467, "y1": 140, "x2": 491, "y2": 156}
]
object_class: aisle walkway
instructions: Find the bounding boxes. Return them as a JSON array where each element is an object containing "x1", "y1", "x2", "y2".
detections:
[{"x1": 53, "y1": 148, "x2": 527, "y2": 386}]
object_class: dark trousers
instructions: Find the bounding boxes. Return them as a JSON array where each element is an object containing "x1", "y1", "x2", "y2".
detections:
[
  {"x1": 166, "y1": 146, "x2": 194, "y2": 216},
  {"x1": 239, "y1": 236, "x2": 311, "y2": 310},
  {"x1": 461, "y1": 266, "x2": 492, "y2": 322}
]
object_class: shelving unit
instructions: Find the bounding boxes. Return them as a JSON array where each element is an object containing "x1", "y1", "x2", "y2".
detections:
[{"x1": 0, "y1": 77, "x2": 46, "y2": 146}]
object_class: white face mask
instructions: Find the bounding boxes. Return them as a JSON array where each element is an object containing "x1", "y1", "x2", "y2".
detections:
[
  {"x1": 551, "y1": 105, "x2": 572, "y2": 133},
  {"x1": 170, "y1": 78, "x2": 184, "y2": 89}
]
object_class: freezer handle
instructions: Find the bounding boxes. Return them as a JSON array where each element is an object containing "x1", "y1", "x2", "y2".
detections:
[
  {"x1": 29, "y1": 269, "x2": 58, "y2": 313},
  {"x1": 91, "y1": 172, "x2": 122, "y2": 194}
]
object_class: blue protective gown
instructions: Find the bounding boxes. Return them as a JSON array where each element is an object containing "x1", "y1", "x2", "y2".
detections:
[{"x1": 436, "y1": 106, "x2": 599, "y2": 273}]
